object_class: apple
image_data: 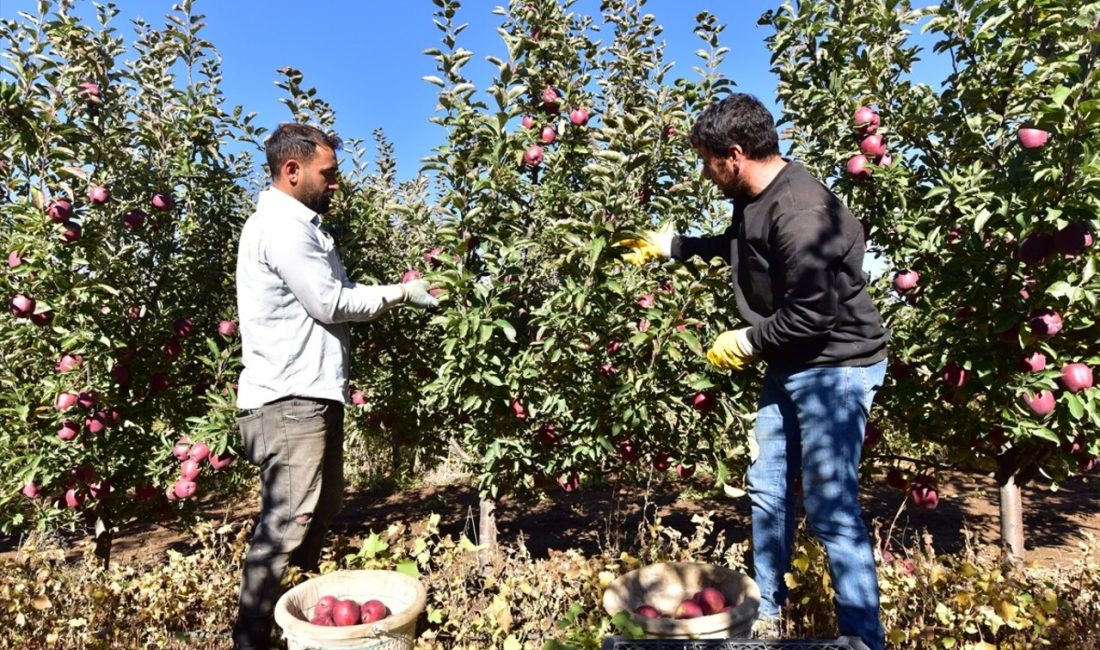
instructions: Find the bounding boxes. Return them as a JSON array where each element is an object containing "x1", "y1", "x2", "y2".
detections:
[
  {"x1": 309, "y1": 614, "x2": 335, "y2": 627},
  {"x1": 537, "y1": 423, "x2": 558, "y2": 446},
  {"x1": 10, "y1": 293, "x2": 35, "y2": 318},
  {"x1": 942, "y1": 362, "x2": 968, "y2": 388},
  {"x1": 569, "y1": 107, "x2": 589, "y2": 125},
  {"x1": 314, "y1": 595, "x2": 338, "y2": 619},
  {"x1": 424, "y1": 246, "x2": 444, "y2": 268},
  {"x1": 863, "y1": 422, "x2": 882, "y2": 448},
  {"x1": 541, "y1": 85, "x2": 559, "y2": 107},
  {"x1": 189, "y1": 441, "x2": 210, "y2": 462},
  {"x1": 693, "y1": 587, "x2": 727, "y2": 615},
  {"x1": 151, "y1": 192, "x2": 174, "y2": 210},
  {"x1": 173, "y1": 438, "x2": 192, "y2": 460},
  {"x1": 360, "y1": 599, "x2": 389, "y2": 624},
  {"x1": 675, "y1": 599, "x2": 704, "y2": 619},
  {"x1": 1054, "y1": 222, "x2": 1094, "y2": 256},
  {"x1": 217, "y1": 319, "x2": 237, "y2": 337},
  {"x1": 88, "y1": 186, "x2": 111, "y2": 204},
  {"x1": 846, "y1": 154, "x2": 871, "y2": 179},
  {"x1": 558, "y1": 471, "x2": 580, "y2": 492},
  {"x1": 122, "y1": 209, "x2": 146, "y2": 230},
  {"x1": 57, "y1": 420, "x2": 79, "y2": 441},
  {"x1": 85, "y1": 412, "x2": 107, "y2": 434},
  {"x1": 401, "y1": 268, "x2": 422, "y2": 283},
  {"x1": 676, "y1": 463, "x2": 695, "y2": 479},
  {"x1": 57, "y1": 354, "x2": 83, "y2": 372},
  {"x1": 135, "y1": 482, "x2": 158, "y2": 501},
  {"x1": 111, "y1": 363, "x2": 132, "y2": 385},
  {"x1": 166, "y1": 485, "x2": 180, "y2": 502},
  {"x1": 692, "y1": 391, "x2": 715, "y2": 413},
  {"x1": 88, "y1": 480, "x2": 111, "y2": 499},
  {"x1": 523, "y1": 144, "x2": 543, "y2": 166},
  {"x1": 512, "y1": 399, "x2": 527, "y2": 419},
  {"x1": 1028, "y1": 308, "x2": 1063, "y2": 339},
  {"x1": 1061, "y1": 363, "x2": 1093, "y2": 393},
  {"x1": 21, "y1": 481, "x2": 41, "y2": 499},
  {"x1": 351, "y1": 390, "x2": 367, "y2": 405},
  {"x1": 1020, "y1": 351, "x2": 1047, "y2": 373},
  {"x1": 893, "y1": 270, "x2": 918, "y2": 292},
  {"x1": 618, "y1": 439, "x2": 638, "y2": 463},
  {"x1": 47, "y1": 199, "x2": 73, "y2": 222},
  {"x1": 173, "y1": 318, "x2": 194, "y2": 338},
  {"x1": 652, "y1": 452, "x2": 671, "y2": 472},
  {"x1": 634, "y1": 605, "x2": 660, "y2": 619},
  {"x1": 164, "y1": 340, "x2": 182, "y2": 359},
  {"x1": 1017, "y1": 127, "x2": 1049, "y2": 149},
  {"x1": 31, "y1": 311, "x2": 52, "y2": 326},
  {"x1": 78, "y1": 81, "x2": 101, "y2": 103},
  {"x1": 172, "y1": 478, "x2": 197, "y2": 499},
  {"x1": 661, "y1": 124, "x2": 678, "y2": 140},
  {"x1": 55, "y1": 392, "x2": 77, "y2": 411},
  {"x1": 597, "y1": 362, "x2": 616, "y2": 377},
  {"x1": 886, "y1": 468, "x2": 906, "y2": 490},
  {"x1": 65, "y1": 488, "x2": 85, "y2": 509},
  {"x1": 637, "y1": 293, "x2": 655, "y2": 308},
  {"x1": 60, "y1": 221, "x2": 82, "y2": 242},
  {"x1": 7, "y1": 250, "x2": 21, "y2": 267},
  {"x1": 77, "y1": 391, "x2": 98, "y2": 409},
  {"x1": 521, "y1": 114, "x2": 536, "y2": 129},
  {"x1": 876, "y1": 153, "x2": 893, "y2": 167},
  {"x1": 637, "y1": 318, "x2": 651, "y2": 332},
  {"x1": 151, "y1": 373, "x2": 171, "y2": 393},
  {"x1": 540, "y1": 125, "x2": 556, "y2": 144},
  {"x1": 910, "y1": 478, "x2": 939, "y2": 510},
  {"x1": 330, "y1": 599, "x2": 361, "y2": 626},
  {"x1": 859, "y1": 134, "x2": 886, "y2": 157},
  {"x1": 1019, "y1": 232, "x2": 1055, "y2": 265},
  {"x1": 853, "y1": 106, "x2": 879, "y2": 129},
  {"x1": 180, "y1": 459, "x2": 201, "y2": 481},
  {"x1": 1023, "y1": 390, "x2": 1056, "y2": 416},
  {"x1": 606, "y1": 340, "x2": 621, "y2": 354},
  {"x1": 209, "y1": 452, "x2": 236, "y2": 470}
]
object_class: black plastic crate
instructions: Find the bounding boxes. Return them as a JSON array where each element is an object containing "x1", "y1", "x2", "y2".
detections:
[{"x1": 601, "y1": 637, "x2": 870, "y2": 650}]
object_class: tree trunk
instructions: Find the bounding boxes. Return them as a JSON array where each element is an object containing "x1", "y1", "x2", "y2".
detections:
[
  {"x1": 478, "y1": 495, "x2": 497, "y2": 572},
  {"x1": 93, "y1": 515, "x2": 113, "y2": 569},
  {"x1": 999, "y1": 475, "x2": 1025, "y2": 561}
]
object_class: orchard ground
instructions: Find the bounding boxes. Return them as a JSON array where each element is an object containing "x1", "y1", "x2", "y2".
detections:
[{"x1": 5, "y1": 467, "x2": 1097, "y2": 571}]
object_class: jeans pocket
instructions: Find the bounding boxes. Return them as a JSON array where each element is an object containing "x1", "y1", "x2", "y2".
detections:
[
  {"x1": 282, "y1": 400, "x2": 328, "y2": 437},
  {"x1": 237, "y1": 412, "x2": 265, "y2": 465}
]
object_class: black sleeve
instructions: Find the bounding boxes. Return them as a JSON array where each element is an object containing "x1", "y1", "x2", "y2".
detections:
[
  {"x1": 671, "y1": 225, "x2": 735, "y2": 264},
  {"x1": 746, "y1": 205, "x2": 853, "y2": 353}
]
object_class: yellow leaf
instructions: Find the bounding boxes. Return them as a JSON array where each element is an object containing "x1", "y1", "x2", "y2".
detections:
[
  {"x1": 888, "y1": 628, "x2": 906, "y2": 644},
  {"x1": 792, "y1": 556, "x2": 810, "y2": 573},
  {"x1": 31, "y1": 596, "x2": 50, "y2": 610},
  {"x1": 598, "y1": 571, "x2": 616, "y2": 588},
  {"x1": 503, "y1": 635, "x2": 521, "y2": 650},
  {"x1": 997, "y1": 600, "x2": 1018, "y2": 623},
  {"x1": 784, "y1": 572, "x2": 800, "y2": 589}
]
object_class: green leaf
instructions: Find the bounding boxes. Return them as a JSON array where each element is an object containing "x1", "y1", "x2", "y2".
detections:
[
  {"x1": 359, "y1": 533, "x2": 389, "y2": 559},
  {"x1": 395, "y1": 560, "x2": 420, "y2": 578}
]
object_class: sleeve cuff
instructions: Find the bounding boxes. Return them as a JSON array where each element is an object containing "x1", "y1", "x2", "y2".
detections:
[{"x1": 735, "y1": 327, "x2": 755, "y2": 356}]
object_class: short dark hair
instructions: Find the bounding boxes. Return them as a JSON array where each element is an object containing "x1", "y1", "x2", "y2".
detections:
[
  {"x1": 264, "y1": 123, "x2": 343, "y2": 179},
  {"x1": 690, "y1": 94, "x2": 780, "y2": 160}
]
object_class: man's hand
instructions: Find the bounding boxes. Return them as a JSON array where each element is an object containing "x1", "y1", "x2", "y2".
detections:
[
  {"x1": 706, "y1": 328, "x2": 756, "y2": 371},
  {"x1": 401, "y1": 279, "x2": 439, "y2": 309},
  {"x1": 617, "y1": 224, "x2": 674, "y2": 266}
]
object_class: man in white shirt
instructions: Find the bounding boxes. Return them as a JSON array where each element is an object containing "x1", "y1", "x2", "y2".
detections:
[{"x1": 232, "y1": 123, "x2": 437, "y2": 650}]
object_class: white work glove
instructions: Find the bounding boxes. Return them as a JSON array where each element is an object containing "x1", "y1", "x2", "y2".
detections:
[
  {"x1": 618, "y1": 224, "x2": 675, "y2": 266},
  {"x1": 401, "y1": 279, "x2": 439, "y2": 309}
]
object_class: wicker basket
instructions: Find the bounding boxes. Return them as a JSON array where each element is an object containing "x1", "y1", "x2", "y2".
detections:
[
  {"x1": 603, "y1": 562, "x2": 761, "y2": 639},
  {"x1": 274, "y1": 569, "x2": 427, "y2": 650}
]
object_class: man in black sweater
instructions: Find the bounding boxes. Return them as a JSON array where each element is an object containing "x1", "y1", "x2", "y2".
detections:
[{"x1": 622, "y1": 94, "x2": 888, "y2": 650}]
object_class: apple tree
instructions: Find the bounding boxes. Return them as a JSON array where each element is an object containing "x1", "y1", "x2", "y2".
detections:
[
  {"x1": 0, "y1": 0, "x2": 260, "y2": 553},
  {"x1": 764, "y1": 0, "x2": 1100, "y2": 555}
]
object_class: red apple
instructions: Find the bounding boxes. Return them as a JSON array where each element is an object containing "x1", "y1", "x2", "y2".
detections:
[
  {"x1": 173, "y1": 438, "x2": 192, "y2": 460},
  {"x1": 1061, "y1": 363, "x2": 1093, "y2": 393},
  {"x1": 558, "y1": 471, "x2": 580, "y2": 492},
  {"x1": 151, "y1": 373, "x2": 171, "y2": 393},
  {"x1": 893, "y1": 270, "x2": 919, "y2": 292},
  {"x1": 569, "y1": 107, "x2": 589, "y2": 125},
  {"x1": 676, "y1": 463, "x2": 695, "y2": 479},
  {"x1": 1054, "y1": 222, "x2": 1094, "y2": 256},
  {"x1": 1017, "y1": 127, "x2": 1049, "y2": 149},
  {"x1": 637, "y1": 318, "x2": 651, "y2": 332},
  {"x1": 111, "y1": 363, "x2": 131, "y2": 384},
  {"x1": 314, "y1": 595, "x2": 338, "y2": 619},
  {"x1": 180, "y1": 459, "x2": 201, "y2": 481},
  {"x1": 1019, "y1": 232, "x2": 1055, "y2": 265},
  {"x1": 209, "y1": 452, "x2": 236, "y2": 470},
  {"x1": 607, "y1": 340, "x2": 621, "y2": 354},
  {"x1": 1023, "y1": 390, "x2": 1056, "y2": 416},
  {"x1": 692, "y1": 391, "x2": 715, "y2": 413},
  {"x1": 523, "y1": 144, "x2": 543, "y2": 166},
  {"x1": 173, "y1": 318, "x2": 194, "y2": 338},
  {"x1": 172, "y1": 478, "x2": 197, "y2": 499},
  {"x1": 876, "y1": 153, "x2": 893, "y2": 167},
  {"x1": 21, "y1": 481, "x2": 41, "y2": 499},
  {"x1": 693, "y1": 587, "x2": 727, "y2": 615},
  {"x1": 512, "y1": 399, "x2": 526, "y2": 419},
  {"x1": 618, "y1": 439, "x2": 638, "y2": 463},
  {"x1": 360, "y1": 599, "x2": 388, "y2": 624},
  {"x1": 886, "y1": 468, "x2": 906, "y2": 490},
  {"x1": 597, "y1": 362, "x2": 616, "y2": 377},
  {"x1": 88, "y1": 480, "x2": 111, "y2": 499},
  {"x1": 637, "y1": 293, "x2": 655, "y2": 309},
  {"x1": 942, "y1": 363, "x2": 968, "y2": 388},
  {"x1": 7, "y1": 250, "x2": 21, "y2": 267},
  {"x1": 537, "y1": 423, "x2": 558, "y2": 446},
  {"x1": 521, "y1": 114, "x2": 536, "y2": 129},
  {"x1": 401, "y1": 268, "x2": 422, "y2": 284},
  {"x1": 652, "y1": 452, "x2": 671, "y2": 472},
  {"x1": 151, "y1": 192, "x2": 174, "y2": 210},
  {"x1": 78, "y1": 81, "x2": 101, "y2": 101},
  {"x1": 122, "y1": 209, "x2": 146, "y2": 230},
  {"x1": 60, "y1": 220, "x2": 82, "y2": 242},
  {"x1": 910, "y1": 479, "x2": 939, "y2": 509},
  {"x1": 135, "y1": 482, "x2": 158, "y2": 501},
  {"x1": 57, "y1": 354, "x2": 83, "y2": 372},
  {"x1": 65, "y1": 487, "x2": 85, "y2": 508},
  {"x1": 55, "y1": 392, "x2": 77, "y2": 411},
  {"x1": 853, "y1": 106, "x2": 879, "y2": 129},
  {"x1": 166, "y1": 485, "x2": 180, "y2": 502},
  {"x1": 332, "y1": 599, "x2": 361, "y2": 626},
  {"x1": 85, "y1": 412, "x2": 107, "y2": 434},
  {"x1": 1028, "y1": 309, "x2": 1063, "y2": 339},
  {"x1": 634, "y1": 604, "x2": 660, "y2": 619},
  {"x1": 88, "y1": 186, "x2": 111, "y2": 204},
  {"x1": 309, "y1": 614, "x2": 335, "y2": 627},
  {"x1": 1020, "y1": 351, "x2": 1047, "y2": 373},
  {"x1": 57, "y1": 420, "x2": 79, "y2": 441},
  {"x1": 47, "y1": 199, "x2": 73, "y2": 222},
  {"x1": 189, "y1": 441, "x2": 210, "y2": 462},
  {"x1": 846, "y1": 154, "x2": 871, "y2": 179},
  {"x1": 863, "y1": 422, "x2": 882, "y2": 448},
  {"x1": 351, "y1": 390, "x2": 367, "y2": 406},
  {"x1": 541, "y1": 85, "x2": 559, "y2": 107},
  {"x1": 9, "y1": 293, "x2": 35, "y2": 318},
  {"x1": 540, "y1": 125, "x2": 556, "y2": 144},
  {"x1": 217, "y1": 319, "x2": 237, "y2": 337},
  {"x1": 675, "y1": 599, "x2": 704, "y2": 619},
  {"x1": 31, "y1": 311, "x2": 52, "y2": 326},
  {"x1": 859, "y1": 134, "x2": 886, "y2": 157},
  {"x1": 164, "y1": 340, "x2": 182, "y2": 359},
  {"x1": 77, "y1": 391, "x2": 98, "y2": 409},
  {"x1": 661, "y1": 124, "x2": 678, "y2": 140}
]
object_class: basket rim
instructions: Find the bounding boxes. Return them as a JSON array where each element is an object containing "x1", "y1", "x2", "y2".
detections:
[{"x1": 274, "y1": 569, "x2": 427, "y2": 641}]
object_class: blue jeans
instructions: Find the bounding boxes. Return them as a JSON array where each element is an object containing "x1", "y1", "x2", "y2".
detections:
[{"x1": 748, "y1": 360, "x2": 886, "y2": 650}]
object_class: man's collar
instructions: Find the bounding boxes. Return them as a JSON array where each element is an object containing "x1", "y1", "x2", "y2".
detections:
[{"x1": 259, "y1": 187, "x2": 320, "y2": 225}]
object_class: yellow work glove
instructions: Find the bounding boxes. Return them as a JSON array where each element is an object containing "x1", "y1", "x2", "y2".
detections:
[
  {"x1": 617, "y1": 224, "x2": 674, "y2": 266},
  {"x1": 706, "y1": 328, "x2": 757, "y2": 371}
]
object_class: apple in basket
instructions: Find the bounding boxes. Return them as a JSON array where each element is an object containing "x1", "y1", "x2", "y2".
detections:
[
  {"x1": 309, "y1": 613, "x2": 335, "y2": 626},
  {"x1": 313, "y1": 595, "x2": 338, "y2": 619},
  {"x1": 633, "y1": 604, "x2": 661, "y2": 618},
  {"x1": 692, "y1": 587, "x2": 727, "y2": 615},
  {"x1": 361, "y1": 599, "x2": 390, "y2": 624},
  {"x1": 332, "y1": 599, "x2": 362, "y2": 626}
]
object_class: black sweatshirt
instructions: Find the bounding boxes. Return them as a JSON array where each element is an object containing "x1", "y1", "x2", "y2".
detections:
[{"x1": 672, "y1": 161, "x2": 888, "y2": 368}]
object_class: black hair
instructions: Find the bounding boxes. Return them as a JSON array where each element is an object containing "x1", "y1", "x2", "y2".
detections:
[
  {"x1": 264, "y1": 123, "x2": 343, "y2": 179},
  {"x1": 689, "y1": 94, "x2": 780, "y2": 160}
]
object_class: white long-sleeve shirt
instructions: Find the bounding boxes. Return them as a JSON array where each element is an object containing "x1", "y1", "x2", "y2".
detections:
[{"x1": 235, "y1": 187, "x2": 404, "y2": 409}]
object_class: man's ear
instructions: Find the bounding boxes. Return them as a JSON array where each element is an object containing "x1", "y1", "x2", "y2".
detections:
[
  {"x1": 727, "y1": 144, "x2": 744, "y2": 161},
  {"x1": 283, "y1": 159, "x2": 301, "y2": 184}
]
